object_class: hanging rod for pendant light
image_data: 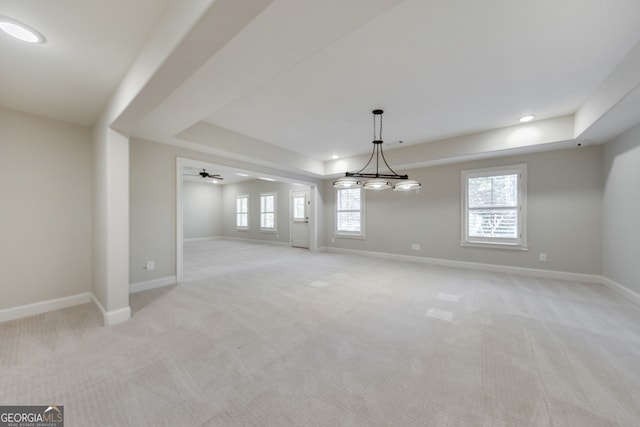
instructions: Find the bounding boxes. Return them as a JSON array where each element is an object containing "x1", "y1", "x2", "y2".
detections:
[{"x1": 333, "y1": 109, "x2": 421, "y2": 191}]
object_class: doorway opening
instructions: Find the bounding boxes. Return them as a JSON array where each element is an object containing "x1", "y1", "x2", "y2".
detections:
[{"x1": 176, "y1": 157, "x2": 318, "y2": 283}]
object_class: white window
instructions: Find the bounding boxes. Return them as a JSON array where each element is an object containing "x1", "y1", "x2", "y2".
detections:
[
  {"x1": 236, "y1": 195, "x2": 249, "y2": 230},
  {"x1": 336, "y1": 187, "x2": 364, "y2": 237},
  {"x1": 461, "y1": 164, "x2": 527, "y2": 249},
  {"x1": 260, "y1": 193, "x2": 276, "y2": 231},
  {"x1": 292, "y1": 194, "x2": 306, "y2": 221}
]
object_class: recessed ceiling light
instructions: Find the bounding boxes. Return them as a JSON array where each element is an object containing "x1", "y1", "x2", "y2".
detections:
[
  {"x1": 519, "y1": 115, "x2": 535, "y2": 123},
  {"x1": 235, "y1": 173, "x2": 249, "y2": 177},
  {"x1": 331, "y1": 155, "x2": 339, "y2": 160},
  {"x1": 259, "y1": 177, "x2": 276, "y2": 182},
  {"x1": 0, "y1": 16, "x2": 46, "y2": 44}
]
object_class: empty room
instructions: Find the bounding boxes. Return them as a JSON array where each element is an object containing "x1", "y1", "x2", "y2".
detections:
[{"x1": 1, "y1": 1, "x2": 640, "y2": 426}]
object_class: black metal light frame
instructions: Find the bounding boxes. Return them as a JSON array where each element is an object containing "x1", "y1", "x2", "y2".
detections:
[{"x1": 344, "y1": 109, "x2": 408, "y2": 181}]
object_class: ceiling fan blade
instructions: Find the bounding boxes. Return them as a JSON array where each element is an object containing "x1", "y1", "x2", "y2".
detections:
[{"x1": 183, "y1": 171, "x2": 223, "y2": 180}]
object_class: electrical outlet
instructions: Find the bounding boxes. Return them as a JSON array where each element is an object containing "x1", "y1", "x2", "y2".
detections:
[
  {"x1": 146, "y1": 261, "x2": 155, "y2": 270},
  {"x1": 538, "y1": 253, "x2": 547, "y2": 262},
  {"x1": 411, "y1": 243, "x2": 420, "y2": 251}
]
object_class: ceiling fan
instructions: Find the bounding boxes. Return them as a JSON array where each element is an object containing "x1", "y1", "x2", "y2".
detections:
[{"x1": 184, "y1": 169, "x2": 224, "y2": 180}]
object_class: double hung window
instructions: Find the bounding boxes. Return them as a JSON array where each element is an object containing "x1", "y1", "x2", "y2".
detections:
[
  {"x1": 236, "y1": 195, "x2": 249, "y2": 230},
  {"x1": 260, "y1": 193, "x2": 276, "y2": 231},
  {"x1": 461, "y1": 164, "x2": 527, "y2": 249},
  {"x1": 336, "y1": 188, "x2": 364, "y2": 237}
]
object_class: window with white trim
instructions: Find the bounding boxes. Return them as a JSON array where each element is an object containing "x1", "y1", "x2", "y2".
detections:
[
  {"x1": 236, "y1": 195, "x2": 249, "y2": 230},
  {"x1": 260, "y1": 193, "x2": 276, "y2": 231},
  {"x1": 292, "y1": 194, "x2": 306, "y2": 221},
  {"x1": 336, "y1": 187, "x2": 364, "y2": 237},
  {"x1": 462, "y1": 164, "x2": 527, "y2": 249}
]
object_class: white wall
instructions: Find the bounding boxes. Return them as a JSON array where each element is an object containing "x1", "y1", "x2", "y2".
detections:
[
  {"x1": 0, "y1": 108, "x2": 92, "y2": 309},
  {"x1": 323, "y1": 146, "x2": 603, "y2": 275},
  {"x1": 92, "y1": 117, "x2": 130, "y2": 323},
  {"x1": 603, "y1": 122, "x2": 640, "y2": 294},
  {"x1": 130, "y1": 139, "x2": 181, "y2": 284},
  {"x1": 131, "y1": 136, "x2": 604, "y2": 287},
  {"x1": 130, "y1": 138, "x2": 250, "y2": 284},
  {"x1": 222, "y1": 180, "x2": 304, "y2": 244},
  {"x1": 183, "y1": 180, "x2": 222, "y2": 239},
  {"x1": 130, "y1": 137, "x2": 321, "y2": 284}
]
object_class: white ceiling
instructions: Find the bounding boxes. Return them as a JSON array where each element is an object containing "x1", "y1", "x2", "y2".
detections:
[
  {"x1": 204, "y1": 0, "x2": 640, "y2": 160},
  {"x1": 3, "y1": 0, "x2": 640, "y2": 176},
  {"x1": 0, "y1": 0, "x2": 170, "y2": 125}
]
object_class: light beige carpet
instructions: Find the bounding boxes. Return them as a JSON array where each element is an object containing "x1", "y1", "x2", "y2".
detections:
[{"x1": 1, "y1": 240, "x2": 639, "y2": 426}]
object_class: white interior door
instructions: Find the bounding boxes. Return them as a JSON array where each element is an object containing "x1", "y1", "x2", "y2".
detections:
[{"x1": 291, "y1": 189, "x2": 310, "y2": 248}]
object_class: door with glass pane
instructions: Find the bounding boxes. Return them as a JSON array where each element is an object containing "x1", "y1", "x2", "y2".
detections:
[{"x1": 290, "y1": 189, "x2": 309, "y2": 248}]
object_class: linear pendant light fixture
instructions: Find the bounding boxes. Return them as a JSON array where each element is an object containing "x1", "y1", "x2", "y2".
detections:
[{"x1": 333, "y1": 109, "x2": 421, "y2": 191}]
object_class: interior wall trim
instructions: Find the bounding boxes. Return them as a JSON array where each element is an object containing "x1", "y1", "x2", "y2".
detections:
[
  {"x1": 326, "y1": 247, "x2": 600, "y2": 283},
  {"x1": 600, "y1": 276, "x2": 640, "y2": 306},
  {"x1": 90, "y1": 294, "x2": 131, "y2": 326},
  {"x1": 223, "y1": 236, "x2": 290, "y2": 247},
  {"x1": 3, "y1": 253, "x2": 636, "y2": 325},
  {"x1": 129, "y1": 276, "x2": 177, "y2": 294},
  {"x1": 183, "y1": 236, "x2": 224, "y2": 242},
  {"x1": 0, "y1": 292, "x2": 92, "y2": 323},
  {"x1": 325, "y1": 247, "x2": 640, "y2": 306}
]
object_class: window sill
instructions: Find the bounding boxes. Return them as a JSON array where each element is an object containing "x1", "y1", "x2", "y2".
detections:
[
  {"x1": 260, "y1": 229, "x2": 277, "y2": 234},
  {"x1": 460, "y1": 241, "x2": 528, "y2": 251}
]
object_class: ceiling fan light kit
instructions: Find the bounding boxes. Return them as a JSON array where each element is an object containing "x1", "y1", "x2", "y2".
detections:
[{"x1": 333, "y1": 109, "x2": 421, "y2": 192}]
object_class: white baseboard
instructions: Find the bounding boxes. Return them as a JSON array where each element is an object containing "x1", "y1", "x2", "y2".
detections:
[
  {"x1": 326, "y1": 247, "x2": 602, "y2": 284},
  {"x1": 325, "y1": 247, "x2": 640, "y2": 306},
  {"x1": 183, "y1": 236, "x2": 223, "y2": 242},
  {"x1": 223, "y1": 236, "x2": 290, "y2": 247},
  {"x1": 90, "y1": 294, "x2": 131, "y2": 326},
  {"x1": 0, "y1": 293, "x2": 92, "y2": 323},
  {"x1": 600, "y1": 276, "x2": 640, "y2": 306},
  {"x1": 0, "y1": 292, "x2": 132, "y2": 326},
  {"x1": 129, "y1": 276, "x2": 177, "y2": 294}
]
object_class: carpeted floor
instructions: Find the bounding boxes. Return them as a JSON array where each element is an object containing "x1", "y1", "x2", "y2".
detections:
[{"x1": 1, "y1": 240, "x2": 640, "y2": 426}]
